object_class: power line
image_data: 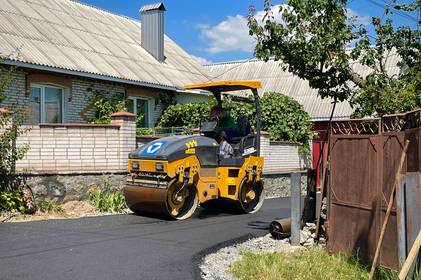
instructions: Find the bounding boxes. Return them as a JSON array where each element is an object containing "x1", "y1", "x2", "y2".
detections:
[
  {"x1": 207, "y1": 56, "x2": 256, "y2": 82},
  {"x1": 367, "y1": 0, "x2": 419, "y2": 23},
  {"x1": 379, "y1": 0, "x2": 420, "y2": 21}
]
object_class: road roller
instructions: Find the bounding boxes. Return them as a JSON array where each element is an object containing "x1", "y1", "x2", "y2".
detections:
[{"x1": 124, "y1": 81, "x2": 265, "y2": 219}]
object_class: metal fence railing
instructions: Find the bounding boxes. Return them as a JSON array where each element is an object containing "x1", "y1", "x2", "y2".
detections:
[{"x1": 136, "y1": 127, "x2": 194, "y2": 137}]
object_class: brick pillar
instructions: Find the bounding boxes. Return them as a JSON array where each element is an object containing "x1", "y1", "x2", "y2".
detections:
[{"x1": 110, "y1": 112, "x2": 136, "y2": 170}]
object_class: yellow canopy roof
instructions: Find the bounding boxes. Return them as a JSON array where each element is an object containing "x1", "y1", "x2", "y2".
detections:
[{"x1": 184, "y1": 80, "x2": 261, "y2": 92}]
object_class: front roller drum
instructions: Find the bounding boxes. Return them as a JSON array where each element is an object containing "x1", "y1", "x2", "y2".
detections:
[
  {"x1": 237, "y1": 177, "x2": 265, "y2": 213},
  {"x1": 124, "y1": 179, "x2": 198, "y2": 220}
]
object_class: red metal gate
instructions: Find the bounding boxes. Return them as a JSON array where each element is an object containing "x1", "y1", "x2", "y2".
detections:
[
  {"x1": 327, "y1": 111, "x2": 421, "y2": 269},
  {"x1": 329, "y1": 134, "x2": 382, "y2": 264}
]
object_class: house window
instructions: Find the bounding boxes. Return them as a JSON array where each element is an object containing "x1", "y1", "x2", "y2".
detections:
[
  {"x1": 127, "y1": 97, "x2": 150, "y2": 127},
  {"x1": 28, "y1": 85, "x2": 64, "y2": 124}
]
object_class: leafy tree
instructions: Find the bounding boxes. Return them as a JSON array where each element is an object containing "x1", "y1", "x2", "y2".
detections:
[
  {"x1": 350, "y1": 7, "x2": 421, "y2": 117},
  {"x1": 248, "y1": 0, "x2": 420, "y2": 117}
]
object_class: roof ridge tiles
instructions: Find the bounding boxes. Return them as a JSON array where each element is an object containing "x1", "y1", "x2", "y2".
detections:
[
  {"x1": 205, "y1": 58, "x2": 261, "y2": 66},
  {"x1": 66, "y1": 0, "x2": 140, "y2": 23}
]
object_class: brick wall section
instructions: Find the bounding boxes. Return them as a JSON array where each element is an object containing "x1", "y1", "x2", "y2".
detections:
[
  {"x1": 15, "y1": 112, "x2": 136, "y2": 174},
  {"x1": 0, "y1": 70, "x2": 26, "y2": 109},
  {"x1": 260, "y1": 133, "x2": 309, "y2": 174},
  {"x1": 68, "y1": 79, "x2": 125, "y2": 123}
]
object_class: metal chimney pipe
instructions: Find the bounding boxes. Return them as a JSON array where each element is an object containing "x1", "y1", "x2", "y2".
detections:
[{"x1": 140, "y1": 3, "x2": 166, "y2": 62}]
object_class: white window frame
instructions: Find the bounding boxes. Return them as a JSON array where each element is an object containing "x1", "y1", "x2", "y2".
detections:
[
  {"x1": 31, "y1": 84, "x2": 65, "y2": 123},
  {"x1": 128, "y1": 96, "x2": 152, "y2": 128}
]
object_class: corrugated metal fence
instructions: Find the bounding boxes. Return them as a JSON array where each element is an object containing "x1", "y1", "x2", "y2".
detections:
[{"x1": 327, "y1": 110, "x2": 421, "y2": 269}]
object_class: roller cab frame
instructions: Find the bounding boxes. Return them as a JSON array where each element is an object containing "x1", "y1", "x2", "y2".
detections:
[{"x1": 124, "y1": 80, "x2": 265, "y2": 219}]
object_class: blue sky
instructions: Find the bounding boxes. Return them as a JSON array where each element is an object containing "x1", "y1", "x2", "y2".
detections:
[{"x1": 82, "y1": 0, "x2": 419, "y2": 64}]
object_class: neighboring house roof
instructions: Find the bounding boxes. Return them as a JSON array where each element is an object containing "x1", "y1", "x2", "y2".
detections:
[
  {"x1": 205, "y1": 53, "x2": 401, "y2": 121},
  {"x1": 0, "y1": 0, "x2": 210, "y2": 90}
]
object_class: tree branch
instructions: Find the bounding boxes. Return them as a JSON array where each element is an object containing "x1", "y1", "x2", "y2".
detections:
[{"x1": 349, "y1": 70, "x2": 366, "y2": 88}]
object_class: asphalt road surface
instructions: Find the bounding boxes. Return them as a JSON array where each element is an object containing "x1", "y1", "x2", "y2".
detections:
[{"x1": 0, "y1": 197, "x2": 290, "y2": 280}]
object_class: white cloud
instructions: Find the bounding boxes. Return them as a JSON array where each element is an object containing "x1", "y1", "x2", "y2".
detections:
[
  {"x1": 197, "y1": 15, "x2": 253, "y2": 54},
  {"x1": 190, "y1": 55, "x2": 212, "y2": 65},
  {"x1": 197, "y1": 5, "x2": 368, "y2": 54},
  {"x1": 347, "y1": 8, "x2": 370, "y2": 26},
  {"x1": 197, "y1": 5, "x2": 284, "y2": 54}
]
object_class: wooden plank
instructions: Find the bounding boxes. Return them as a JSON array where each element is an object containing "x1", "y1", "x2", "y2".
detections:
[{"x1": 399, "y1": 230, "x2": 421, "y2": 280}]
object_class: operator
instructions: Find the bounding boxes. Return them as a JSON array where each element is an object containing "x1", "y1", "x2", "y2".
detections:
[
  {"x1": 217, "y1": 131, "x2": 234, "y2": 158},
  {"x1": 210, "y1": 104, "x2": 240, "y2": 138}
]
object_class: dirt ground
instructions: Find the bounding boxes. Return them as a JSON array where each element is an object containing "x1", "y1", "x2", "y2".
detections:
[{"x1": 0, "y1": 200, "x2": 101, "y2": 223}]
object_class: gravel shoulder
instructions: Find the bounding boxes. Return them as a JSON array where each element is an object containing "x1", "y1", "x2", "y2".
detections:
[{"x1": 199, "y1": 223, "x2": 321, "y2": 280}]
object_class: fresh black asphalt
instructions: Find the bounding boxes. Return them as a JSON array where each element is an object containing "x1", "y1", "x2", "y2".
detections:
[{"x1": 0, "y1": 197, "x2": 290, "y2": 280}]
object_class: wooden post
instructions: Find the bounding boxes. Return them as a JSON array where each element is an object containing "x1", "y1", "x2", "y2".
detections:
[{"x1": 399, "y1": 230, "x2": 421, "y2": 280}]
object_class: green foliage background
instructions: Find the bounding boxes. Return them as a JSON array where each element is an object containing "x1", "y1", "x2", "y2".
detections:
[
  {"x1": 157, "y1": 101, "x2": 212, "y2": 129},
  {"x1": 157, "y1": 93, "x2": 314, "y2": 149},
  {"x1": 87, "y1": 87, "x2": 126, "y2": 124}
]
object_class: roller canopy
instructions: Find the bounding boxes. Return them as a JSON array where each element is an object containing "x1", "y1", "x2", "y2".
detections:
[
  {"x1": 184, "y1": 80, "x2": 261, "y2": 93},
  {"x1": 184, "y1": 80, "x2": 262, "y2": 157}
]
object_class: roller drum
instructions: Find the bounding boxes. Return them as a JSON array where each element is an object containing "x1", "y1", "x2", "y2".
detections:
[
  {"x1": 124, "y1": 185, "x2": 168, "y2": 217},
  {"x1": 124, "y1": 178, "x2": 198, "y2": 220}
]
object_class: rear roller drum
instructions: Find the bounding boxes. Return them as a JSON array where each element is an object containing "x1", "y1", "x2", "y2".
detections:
[{"x1": 238, "y1": 178, "x2": 264, "y2": 213}]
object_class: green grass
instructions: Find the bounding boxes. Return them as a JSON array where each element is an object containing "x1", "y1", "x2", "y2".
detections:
[
  {"x1": 230, "y1": 248, "x2": 399, "y2": 280},
  {"x1": 36, "y1": 197, "x2": 63, "y2": 213}
]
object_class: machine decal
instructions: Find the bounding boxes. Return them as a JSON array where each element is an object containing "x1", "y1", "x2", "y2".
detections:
[
  {"x1": 144, "y1": 141, "x2": 166, "y2": 155},
  {"x1": 185, "y1": 148, "x2": 196, "y2": 154},
  {"x1": 185, "y1": 140, "x2": 197, "y2": 149}
]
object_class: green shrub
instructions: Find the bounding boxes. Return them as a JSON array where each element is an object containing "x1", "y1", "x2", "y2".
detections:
[
  {"x1": 36, "y1": 197, "x2": 63, "y2": 213},
  {"x1": 88, "y1": 183, "x2": 126, "y2": 213},
  {"x1": 88, "y1": 87, "x2": 126, "y2": 124},
  {"x1": 0, "y1": 190, "x2": 25, "y2": 213},
  {"x1": 260, "y1": 92, "x2": 315, "y2": 152},
  {"x1": 136, "y1": 128, "x2": 154, "y2": 136},
  {"x1": 157, "y1": 101, "x2": 213, "y2": 128}
]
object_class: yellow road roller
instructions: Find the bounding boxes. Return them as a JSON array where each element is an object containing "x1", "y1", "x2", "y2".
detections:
[{"x1": 123, "y1": 81, "x2": 265, "y2": 219}]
